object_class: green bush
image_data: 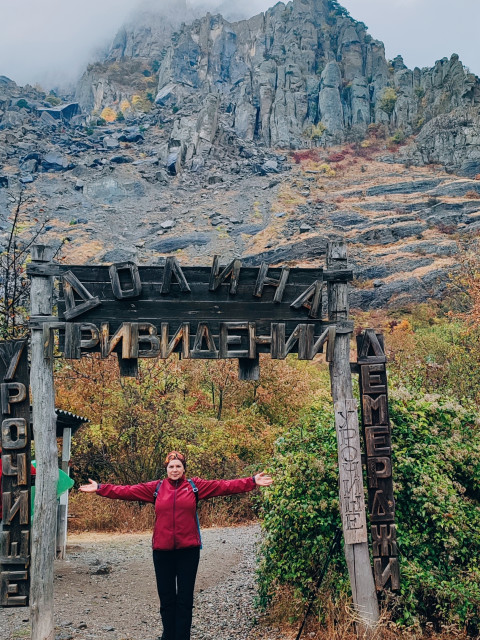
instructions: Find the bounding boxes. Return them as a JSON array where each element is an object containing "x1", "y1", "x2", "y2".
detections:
[
  {"x1": 257, "y1": 393, "x2": 480, "y2": 634},
  {"x1": 389, "y1": 129, "x2": 405, "y2": 145},
  {"x1": 45, "y1": 95, "x2": 62, "y2": 106},
  {"x1": 16, "y1": 99, "x2": 29, "y2": 109},
  {"x1": 379, "y1": 87, "x2": 398, "y2": 116},
  {"x1": 257, "y1": 404, "x2": 347, "y2": 610}
]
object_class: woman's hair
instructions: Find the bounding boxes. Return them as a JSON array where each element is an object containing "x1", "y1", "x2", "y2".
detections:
[{"x1": 164, "y1": 450, "x2": 187, "y2": 470}]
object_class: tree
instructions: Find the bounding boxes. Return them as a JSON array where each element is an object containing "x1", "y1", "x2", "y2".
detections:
[
  {"x1": 379, "y1": 87, "x2": 398, "y2": 117},
  {"x1": 0, "y1": 191, "x2": 49, "y2": 339}
]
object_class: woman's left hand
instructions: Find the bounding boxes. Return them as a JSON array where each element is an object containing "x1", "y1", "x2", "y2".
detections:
[{"x1": 254, "y1": 472, "x2": 273, "y2": 487}]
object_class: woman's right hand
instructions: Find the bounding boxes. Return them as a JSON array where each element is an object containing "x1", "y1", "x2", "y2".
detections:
[{"x1": 78, "y1": 478, "x2": 98, "y2": 493}]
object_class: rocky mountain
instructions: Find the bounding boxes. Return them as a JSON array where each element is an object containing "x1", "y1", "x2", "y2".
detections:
[
  {"x1": 1, "y1": 0, "x2": 480, "y2": 313},
  {"x1": 74, "y1": 0, "x2": 480, "y2": 177}
]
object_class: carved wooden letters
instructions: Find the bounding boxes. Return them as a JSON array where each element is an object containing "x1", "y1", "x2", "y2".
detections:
[
  {"x1": 25, "y1": 256, "x2": 354, "y2": 377},
  {"x1": 334, "y1": 399, "x2": 368, "y2": 544},
  {"x1": 357, "y1": 329, "x2": 399, "y2": 592},
  {"x1": 0, "y1": 340, "x2": 30, "y2": 607}
]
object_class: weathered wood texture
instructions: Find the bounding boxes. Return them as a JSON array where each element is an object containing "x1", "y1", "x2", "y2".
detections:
[
  {"x1": 334, "y1": 400, "x2": 368, "y2": 545},
  {"x1": 327, "y1": 242, "x2": 379, "y2": 633},
  {"x1": 0, "y1": 340, "x2": 31, "y2": 607},
  {"x1": 26, "y1": 262, "x2": 352, "y2": 333},
  {"x1": 29, "y1": 247, "x2": 57, "y2": 640},
  {"x1": 56, "y1": 427, "x2": 71, "y2": 560},
  {"x1": 26, "y1": 260, "x2": 352, "y2": 377},
  {"x1": 357, "y1": 329, "x2": 400, "y2": 593}
]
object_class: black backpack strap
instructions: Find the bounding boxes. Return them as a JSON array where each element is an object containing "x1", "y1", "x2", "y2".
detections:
[
  {"x1": 153, "y1": 480, "x2": 162, "y2": 500},
  {"x1": 187, "y1": 478, "x2": 199, "y2": 507},
  {"x1": 187, "y1": 479, "x2": 202, "y2": 548}
]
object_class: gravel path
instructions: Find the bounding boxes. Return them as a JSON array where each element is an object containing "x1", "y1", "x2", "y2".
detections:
[{"x1": 1, "y1": 524, "x2": 290, "y2": 640}]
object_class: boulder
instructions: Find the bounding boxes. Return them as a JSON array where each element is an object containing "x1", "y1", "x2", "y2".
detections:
[
  {"x1": 109, "y1": 155, "x2": 133, "y2": 164},
  {"x1": 0, "y1": 176, "x2": 8, "y2": 188},
  {"x1": 42, "y1": 152, "x2": 74, "y2": 171},
  {"x1": 118, "y1": 133, "x2": 144, "y2": 143}
]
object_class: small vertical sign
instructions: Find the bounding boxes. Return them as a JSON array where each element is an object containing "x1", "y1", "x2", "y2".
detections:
[
  {"x1": 357, "y1": 330, "x2": 400, "y2": 592},
  {"x1": 0, "y1": 339, "x2": 31, "y2": 607},
  {"x1": 334, "y1": 399, "x2": 368, "y2": 544}
]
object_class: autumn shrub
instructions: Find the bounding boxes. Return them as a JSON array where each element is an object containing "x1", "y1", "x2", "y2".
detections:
[
  {"x1": 465, "y1": 190, "x2": 480, "y2": 200},
  {"x1": 291, "y1": 149, "x2": 321, "y2": 164},
  {"x1": 326, "y1": 152, "x2": 345, "y2": 163},
  {"x1": 257, "y1": 393, "x2": 480, "y2": 635},
  {"x1": 58, "y1": 355, "x2": 318, "y2": 527}
]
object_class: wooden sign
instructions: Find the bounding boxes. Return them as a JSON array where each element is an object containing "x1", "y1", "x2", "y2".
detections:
[
  {"x1": 357, "y1": 329, "x2": 400, "y2": 592},
  {"x1": 334, "y1": 399, "x2": 368, "y2": 544},
  {"x1": 27, "y1": 257, "x2": 353, "y2": 378},
  {"x1": 0, "y1": 339, "x2": 31, "y2": 607}
]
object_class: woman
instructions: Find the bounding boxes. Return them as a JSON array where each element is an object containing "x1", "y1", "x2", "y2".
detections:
[{"x1": 79, "y1": 451, "x2": 273, "y2": 640}]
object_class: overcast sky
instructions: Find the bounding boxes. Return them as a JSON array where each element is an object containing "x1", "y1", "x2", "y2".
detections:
[{"x1": 1, "y1": 0, "x2": 479, "y2": 90}]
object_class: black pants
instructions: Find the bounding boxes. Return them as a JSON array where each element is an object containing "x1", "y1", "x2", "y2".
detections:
[{"x1": 153, "y1": 548, "x2": 200, "y2": 640}]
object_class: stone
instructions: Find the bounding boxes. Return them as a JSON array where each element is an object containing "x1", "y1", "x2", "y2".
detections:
[
  {"x1": 300, "y1": 224, "x2": 312, "y2": 233},
  {"x1": 262, "y1": 160, "x2": 278, "y2": 173},
  {"x1": 102, "y1": 248, "x2": 137, "y2": 263},
  {"x1": 42, "y1": 152, "x2": 74, "y2": 171},
  {"x1": 150, "y1": 232, "x2": 211, "y2": 252},
  {"x1": 110, "y1": 155, "x2": 132, "y2": 164},
  {"x1": 103, "y1": 136, "x2": 120, "y2": 150},
  {"x1": 118, "y1": 133, "x2": 144, "y2": 143},
  {"x1": 19, "y1": 174, "x2": 34, "y2": 184},
  {"x1": 160, "y1": 220, "x2": 175, "y2": 229},
  {"x1": 167, "y1": 150, "x2": 180, "y2": 176},
  {"x1": 21, "y1": 158, "x2": 38, "y2": 173},
  {"x1": 0, "y1": 176, "x2": 8, "y2": 188}
]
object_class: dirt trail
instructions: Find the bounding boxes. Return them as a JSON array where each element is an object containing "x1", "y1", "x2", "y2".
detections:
[{"x1": 1, "y1": 524, "x2": 289, "y2": 640}]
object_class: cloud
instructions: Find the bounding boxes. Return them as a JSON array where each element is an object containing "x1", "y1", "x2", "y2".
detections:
[
  {"x1": 0, "y1": 0, "x2": 276, "y2": 88},
  {"x1": 1, "y1": 0, "x2": 479, "y2": 90}
]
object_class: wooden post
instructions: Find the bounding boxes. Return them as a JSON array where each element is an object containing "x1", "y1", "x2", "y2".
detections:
[
  {"x1": 56, "y1": 426, "x2": 71, "y2": 560},
  {"x1": 30, "y1": 245, "x2": 57, "y2": 640},
  {"x1": 326, "y1": 241, "x2": 379, "y2": 634}
]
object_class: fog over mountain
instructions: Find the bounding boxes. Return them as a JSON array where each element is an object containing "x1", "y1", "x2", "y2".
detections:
[
  {"x1": 1, "y1": 0, "x2": 479, "y2": 90},
  {"x1": 0, "y1": 0, "x2": 274, "y2": 89}
]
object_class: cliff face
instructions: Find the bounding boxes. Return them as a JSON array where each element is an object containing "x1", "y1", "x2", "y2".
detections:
[
  {"x1": 74, "y1": 0, "x2": 480, "y2": 174},
  {"x1": 75, "y1": 4, "x2": 189, "y2": 113},
  {"x1": 154, "y1": 0, "x2": 480, "y2": 147}
]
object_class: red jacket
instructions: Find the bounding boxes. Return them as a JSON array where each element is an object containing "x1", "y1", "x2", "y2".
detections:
[{"x1": 96, "y1": 474, "x2": 256, "y2": 550}]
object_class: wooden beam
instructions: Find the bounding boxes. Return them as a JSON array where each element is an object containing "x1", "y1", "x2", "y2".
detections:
[
  {"x1": 327, "y1": 241, "x2": 379, "y2": 636},
  {"x1": 29, "y1": 245, "x2": 57, "y2": 640}
]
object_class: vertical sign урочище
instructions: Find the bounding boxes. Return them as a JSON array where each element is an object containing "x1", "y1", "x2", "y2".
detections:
[{"x1": 0, "y1": 340, "x2": 31, "y2": 607}]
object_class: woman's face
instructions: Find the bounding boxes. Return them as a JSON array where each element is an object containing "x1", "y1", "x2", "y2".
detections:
[{"x1": 166, "y1": 459, "x2": 185, "y2": 481}]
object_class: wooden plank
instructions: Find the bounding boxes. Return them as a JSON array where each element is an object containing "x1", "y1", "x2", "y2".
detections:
[
  {"x1": 334, "y1": 400, "x2": 368, "y2": 544},
  {"x1": 0, "y1": 339, "x2": 31, "y2": 608},
  {"x1": 0, "y1": 341, "x2": 26, "y2": 381},
  {"x1": 29, "y1": 246, "x2": 58, "y2": 637},
  {"x1": 238, "y1": 356, "x2": 260, "y2": 380},
  {"x1": 28, "y1": 264, "x2": 338, "y2": 285},
  {"x1": 56, "y1": 298, "x2": 341, "y2": 324},
  {"x1": 327, "y1": 242, "x2": 379, "y2": 634},
  {"x1": 117, "y1": 354, "x2": 139, "y2": 377}
]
